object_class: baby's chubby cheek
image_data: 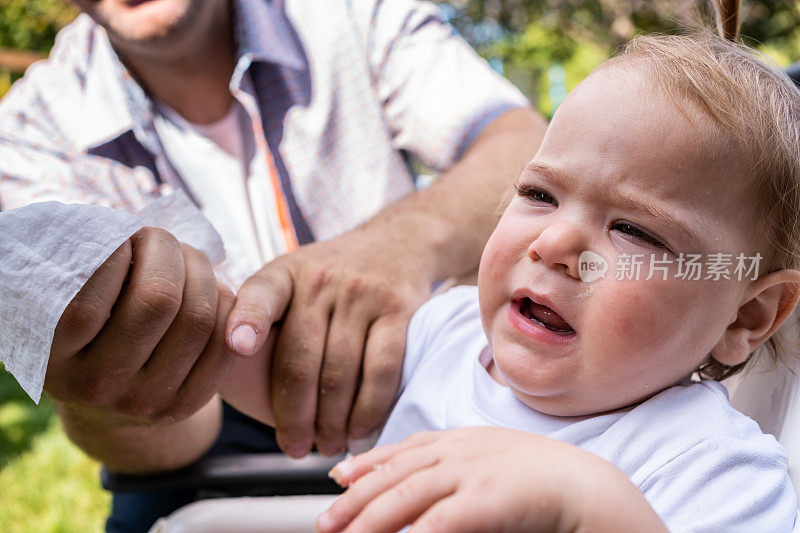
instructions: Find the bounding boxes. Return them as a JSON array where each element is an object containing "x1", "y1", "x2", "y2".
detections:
[
  {"x1": 587, "y1": 278, "x2": 695, "y2": 358},
  {"x1": 477, "y1": 232, "x2": 520, "y2": 309}
]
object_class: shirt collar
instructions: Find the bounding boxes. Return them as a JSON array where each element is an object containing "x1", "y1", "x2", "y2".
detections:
[
  {"x1": 233, "y1": 0, "x2": 305, "y2": 71},
  {"x1": 77, "y1": 0, "x2": 304, "y2": 152}
]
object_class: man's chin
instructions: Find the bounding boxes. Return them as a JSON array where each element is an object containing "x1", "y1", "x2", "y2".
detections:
[{"x1": 80, "y1": 0, "x2": 197, "y2": 49}]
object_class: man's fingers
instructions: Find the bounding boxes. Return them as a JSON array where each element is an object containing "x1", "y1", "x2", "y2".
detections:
[
  {"x1": 52, "y1": 238, "x2": 132, "y2": 360},
  {"x1": 135, "y1": 243, "x2": 218, "y2": 405},
  {"x1": 226, "y1": 260, "x2": 293, "y2": 356},
  {"x1": 165, "y1": 281, "x2": 237, "y2": 422},
  {"x1": 270, "y1": 290, "x2": 332, "y2": 458},
  {"x1": 348, "y1": 314, "x2": 409, "y2": 438},
  {"x1": 314, "y1": 306, "x2": 369, "y2": 456},
  {"x1": 73, "y1": 228, "x2": 185, "y2": 401}
]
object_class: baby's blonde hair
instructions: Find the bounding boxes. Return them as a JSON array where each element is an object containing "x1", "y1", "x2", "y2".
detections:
[{"x1": 603, "y1": 28, "x2": 800, "y2": 380}]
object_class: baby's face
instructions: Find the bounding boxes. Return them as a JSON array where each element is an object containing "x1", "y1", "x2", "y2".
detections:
[{"x1": 478, "y1": 66, "x2": 763, "y2": 416}]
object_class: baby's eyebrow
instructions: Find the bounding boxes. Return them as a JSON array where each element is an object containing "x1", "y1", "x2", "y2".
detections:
[
  {"x1": 523, "y1": 162, "x2": 704, "y2": 249},
  {"x1": 524, "y1": 162, "x2": 565, "y2": 183}
]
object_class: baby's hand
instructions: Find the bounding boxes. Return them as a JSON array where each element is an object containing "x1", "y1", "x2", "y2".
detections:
[{"x1": 315, "y1": 427, "x2": 667, "y2": 533}]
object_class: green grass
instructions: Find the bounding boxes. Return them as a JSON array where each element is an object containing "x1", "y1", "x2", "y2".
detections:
[{"x1": 0, "y1": 365, "x2": 110, "y2": 533}]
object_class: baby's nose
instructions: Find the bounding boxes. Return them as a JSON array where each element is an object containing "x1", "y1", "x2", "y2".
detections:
[{"x1": 528, "y1": 221, "x2": 586, "y2": 279}]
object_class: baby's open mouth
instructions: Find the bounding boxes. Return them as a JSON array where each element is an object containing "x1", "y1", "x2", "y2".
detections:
[{"x1": 519, "y1": 297, "x2": 575, "y2": 335}]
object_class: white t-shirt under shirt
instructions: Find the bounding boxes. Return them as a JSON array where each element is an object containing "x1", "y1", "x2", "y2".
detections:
[
  {"x1": 377, "y1": 286, "x2": 798, "y2": 532},
  {"x1": 153, "y1": 72, "x2": 288, "y2": 289}
]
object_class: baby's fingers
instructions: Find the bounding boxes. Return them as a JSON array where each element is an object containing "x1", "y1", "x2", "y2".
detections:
[
  {"x1": 346, "y1": 469, "x2": 455, "y2": 533},
  {"x1": 330, "y1": 432, "x2": 441, "y2": 487},
  {"x1": 410, "y1": 495, "x2": 494, "y2": 533},
  {"x1": 317, "y1": 444, "x2": 441, "y2": 532}
]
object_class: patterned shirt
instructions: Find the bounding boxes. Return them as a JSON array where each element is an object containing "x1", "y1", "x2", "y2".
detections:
[{"x1": 0, "y1": 0, "x2": 529, "y2": 252}]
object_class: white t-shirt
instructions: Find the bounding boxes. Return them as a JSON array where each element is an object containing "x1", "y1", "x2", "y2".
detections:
[
  {"x1": 152, "y1": 73, "x2": 288, "y2": 289},
  {"x1": 377, "y1": 286, "x2": 799, "y2": 532}
]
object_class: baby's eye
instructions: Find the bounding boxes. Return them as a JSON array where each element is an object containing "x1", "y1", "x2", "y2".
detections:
[
  {"x1": 515, "y1": 183, "x2": 557, "y2": 206},
  {"x1": 612, "y1": 222, "x2": 667, "y2": 249}
]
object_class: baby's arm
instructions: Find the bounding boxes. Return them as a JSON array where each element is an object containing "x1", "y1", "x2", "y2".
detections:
[
  {"x1": 316, "y1": 427, "x2": 668, "y2": 533},
  {"x1": 217, "y1": 327, "x2": 279, "y2": 427}
]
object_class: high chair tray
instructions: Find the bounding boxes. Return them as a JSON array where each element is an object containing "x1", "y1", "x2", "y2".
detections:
[{"x1": 101, "y1": 452, "x2": 345, "y2": 495}]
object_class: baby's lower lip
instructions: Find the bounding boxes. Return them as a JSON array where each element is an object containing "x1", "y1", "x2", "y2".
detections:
[{"x1": 507, "y1": 300, "x2": 577, "y2": 347}]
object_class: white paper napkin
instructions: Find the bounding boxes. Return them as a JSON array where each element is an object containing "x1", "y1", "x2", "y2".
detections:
[{"x1": 0, "y1": 191, "x2": 225, "y2": 403}]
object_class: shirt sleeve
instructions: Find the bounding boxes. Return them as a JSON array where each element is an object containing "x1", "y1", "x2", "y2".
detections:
[
  {"x1": 349, "y1": 0, "x2": 531, "y2": 172},
  {"x1": 638, "y1": 437, "x2": 798, "y2": 532},
  {"x1": 0, "y1": 71, "x2": 154, "y2": 214}
]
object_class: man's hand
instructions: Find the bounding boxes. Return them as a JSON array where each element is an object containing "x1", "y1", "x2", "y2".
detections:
[
  {"x1": 315, "y1": 427, "x2": 669, "y2": 533},
  {"x1": 45, "y1": 227, "x2": 236, "y2": 470},
  {"x1": 224, "y1": 108, "x2": 546, "y2": 459},
  {"x1": 225, "y1": 226, "x2": 433, "y2": 458}
]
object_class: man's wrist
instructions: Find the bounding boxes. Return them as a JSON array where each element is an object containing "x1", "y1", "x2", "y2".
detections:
[
  {"x1": 347, "y1": 212, "x2": 445, "y2": 285},
  {"x1": 53, "y1": 397, "x2": 224, "y2": 475}
]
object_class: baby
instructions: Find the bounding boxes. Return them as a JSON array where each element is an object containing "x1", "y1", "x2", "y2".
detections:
[{"x1": 223, "y1": 25, "x2": 800, "y2": 532}]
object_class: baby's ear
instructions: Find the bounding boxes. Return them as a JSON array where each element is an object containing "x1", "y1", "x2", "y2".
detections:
[{"x1": 712, "y1": 269, "x2": 800, "y2": 366}]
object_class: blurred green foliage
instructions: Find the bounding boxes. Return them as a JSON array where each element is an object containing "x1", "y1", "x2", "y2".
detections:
[
  {"x1": 0, "y1": 364, "x2": 55, "y2": 466},
  {"x1": 0, "y1": 71, "x2": 11, "y2": 97},
  {"x1": 0, "y1": 0, "x2": 76, "y2": 96},
  {"x1": 438, "y1": 0, "x2": 800, "y2": 116},
  {"x1": 1, "y1": 364, "x2": 110, "y2": 532},
  {"x1": 0, "y1": 0, "x2": 77, "y2": 52},
  {"x1": 2, "y1": 1, "x2": 799, "y2": 114}
]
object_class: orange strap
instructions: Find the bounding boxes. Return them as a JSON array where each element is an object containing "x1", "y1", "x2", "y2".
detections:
[{"x1": 252, "y1": 117, "x2": 298, "y2": 252}]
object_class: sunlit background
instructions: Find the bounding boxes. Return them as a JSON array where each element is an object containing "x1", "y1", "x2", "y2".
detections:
[{"x1": 1, "y1": 1, "x2": 800, "y2": 531}]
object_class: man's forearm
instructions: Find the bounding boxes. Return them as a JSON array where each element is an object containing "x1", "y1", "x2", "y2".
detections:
[
  {"x1": 55, "y1": 396, "x2": 223, "y2": 475},
  {"x1": 361, "y1": 107, "x2": 547, "y2": 282}
]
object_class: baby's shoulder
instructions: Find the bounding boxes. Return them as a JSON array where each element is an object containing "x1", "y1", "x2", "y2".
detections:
[
  {"x1": 603, "y1": 380, "x2": 787, "y2": 483},
  {"x1": 614, "y1": 382, "x2": 796, "y2": 531},
  {"x1": 636, "y1": 380, "x2": 768, "y2": 441}
]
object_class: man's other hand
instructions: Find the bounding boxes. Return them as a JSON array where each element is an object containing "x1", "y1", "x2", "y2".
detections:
[{"x1": 46, "y1": 227, "x2": 236, "y2": 427}]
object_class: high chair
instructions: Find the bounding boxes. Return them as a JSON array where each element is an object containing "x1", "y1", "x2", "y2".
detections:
[{"x1": 725, "y1": 310, "x2": 800, "y2": 495}]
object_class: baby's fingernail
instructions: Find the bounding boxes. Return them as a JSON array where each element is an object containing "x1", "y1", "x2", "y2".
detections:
[
  {"x1": 230, "y1": 324, "x2": 258, "y2": 356},
  {"x1": 329, "y1": 458, "x2": 352, "y2": 484},
  {"x1": 315, "y1": 510, "x2": 335, "y2": 532},
  {"x1": 327, "y1": 466, "x2": 339, "y2": 482}
]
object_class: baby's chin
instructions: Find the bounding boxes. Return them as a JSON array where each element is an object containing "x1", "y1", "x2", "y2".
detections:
[
  {"x1": 488, "y1": 360, "x2": 675, "y2": 417},
  {"x1": 518, "y1": 390, "x2": 661, "y2": 418}
]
